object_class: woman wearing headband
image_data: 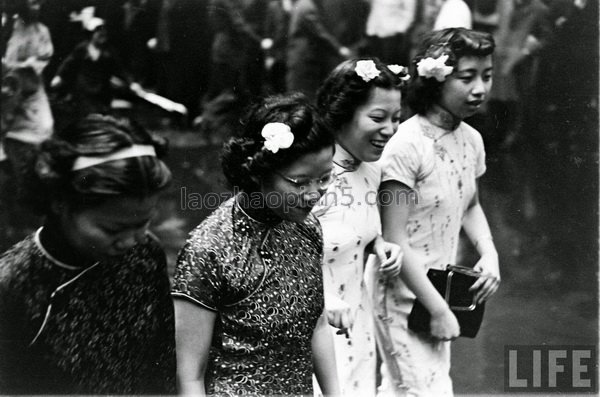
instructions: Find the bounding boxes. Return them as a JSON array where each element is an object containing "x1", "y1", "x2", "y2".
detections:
[
  {"x1": 0, "y1": 114, "x2": 176, "y2": 394},
  {"x1": 172, "y1": 93, "x2": 340, "y2": 396}
]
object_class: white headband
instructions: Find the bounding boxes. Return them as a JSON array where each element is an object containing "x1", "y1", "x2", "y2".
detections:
[{"x1": 71, "y1": 144, "x2": 157, "y2": 171}]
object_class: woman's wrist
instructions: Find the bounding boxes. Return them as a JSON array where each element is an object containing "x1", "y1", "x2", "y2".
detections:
[
  {"x1": 365, "y1": 234, "x2": 382, "y2": 254},
  {"x1": 429, "y1": 302, "x2": 452, "y2": 318}
]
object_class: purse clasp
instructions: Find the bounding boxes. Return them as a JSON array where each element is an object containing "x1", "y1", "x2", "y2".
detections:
[{"x1": 445, "y1": 266, "x2": 478, "y2": 311}]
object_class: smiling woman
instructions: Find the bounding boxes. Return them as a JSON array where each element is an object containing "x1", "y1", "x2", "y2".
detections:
[
  {"x1": 311, "y1": 58, "x2": 408, "y2": 396},
  {"x1": 0, "y1": 114, "x2": 176, "y2": 394}
]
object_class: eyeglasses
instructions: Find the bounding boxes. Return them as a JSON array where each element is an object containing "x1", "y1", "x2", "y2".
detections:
[{"x1": 274, "y1": 169, "x2": 336, "y2": 191}]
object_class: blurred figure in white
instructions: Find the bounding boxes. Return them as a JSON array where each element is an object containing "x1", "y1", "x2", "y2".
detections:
[
  {"x1": 2, "y1": 0, "x2": 54, "y2": 167},
  {"x1": 433, "y1": 0, "x2": 472, "y2": 30}
]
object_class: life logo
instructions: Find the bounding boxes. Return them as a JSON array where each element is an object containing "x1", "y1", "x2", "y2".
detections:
[{"x1": 504, "y1": 345, "x2": 597, "y2": 393}]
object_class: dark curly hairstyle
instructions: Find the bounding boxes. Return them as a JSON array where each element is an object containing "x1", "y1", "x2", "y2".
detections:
[
  {"x1": 221, "y1": 93, "x2": 334, "y2": 193},
  {"x1": 408, "y1": 28, "x2": 495, "y2": 115},
  {"x1": 23, "y1": 113, "x2": 172, "y2": 214},
  {"x1": 316, "y1": 58, "x2": 409, "y2": 133}
]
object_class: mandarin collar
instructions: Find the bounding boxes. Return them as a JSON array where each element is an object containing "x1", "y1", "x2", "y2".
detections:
[
  {"x1": 333, "y1": 144, "x2": 361, "y2": 172},
  {"x1": 235, "y1": 193, "x2": 283, "y2": 227}
]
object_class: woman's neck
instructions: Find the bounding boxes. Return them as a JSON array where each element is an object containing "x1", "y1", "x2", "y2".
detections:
[
  {"x1": 334, "y1": 143, "x2": 361, "y2": 171},
  {"x1": 39, "y1": 220, "x2": 92, "y2": 268},
  {"x1": 237, "y1": 192, "x2": 282, "y2": 226},
  {"x1": 425, "y1": 104, "x2": 462, "y2": 131}
]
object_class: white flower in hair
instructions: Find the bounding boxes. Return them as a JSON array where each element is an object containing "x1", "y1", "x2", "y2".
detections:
[
  {"x1": 261, "y1": 122, "x2": 294, "y2": 153},
  {"x1": 416, "y1": 54, "x2": 453, "y2": 82},
  {"x1": 355, "y1": 60, "x2": 381, "y2": 82},
  {"x1": 387, "y1": 64, "x2": 403, "y2": 74},
  {"x1": 387, "y1": 64, "x2": 411, "y2": 81}
]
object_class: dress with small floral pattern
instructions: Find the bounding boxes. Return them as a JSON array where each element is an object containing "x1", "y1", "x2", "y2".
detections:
[
  {"x1": 375, "y1": 114, "x2": 487, "y2": 396},
  {"x1": 172, "y1": 196, "x2": 325, "y2": 396},
  {"x1": 0, "y1": 229, "x2": 176, "y2": 394},
  {"x1": 312, "y1": 144, "x2": 380, "y2": 396}
]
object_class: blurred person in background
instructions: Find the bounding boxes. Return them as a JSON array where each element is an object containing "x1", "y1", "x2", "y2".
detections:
[
  {"x1": 205, "y1": 0, "x2": 269, "y2": 102},
  {"x1": 534, "y1": 0, "x2": 597, "y2": 152},
  {"x1": 406, "y1": 0, "x2": 444, "y2": 60},
  {"x1": 99, "y1": 0, "x2": 162, "y2": 90},
  {"x1": 365, "y1": 0, "x2": 418, "y2": 66},
  {"x1": 50, "y1": 12, "x2": 132, "y2": 123},
  {"x1": 263, "y1": 0, "x2": 294, "y2": 94},
  {"x1": 2, "y1": 0, "x2": 54, "y2": 179},
  {"x1": 153, "y1": 0, "x2": 212, "y2": 124},
  {"x1": 1, "y1": 0, "x2": 54, "y2": 244},
  {"x1": 286, "y1": 0, "x2": 368, "y2": 100},
  {"x1": 485, "y1": 0, "x2": 552, "y2": 150}
]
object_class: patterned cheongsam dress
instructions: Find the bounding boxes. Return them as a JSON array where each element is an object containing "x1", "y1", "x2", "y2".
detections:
[{"x1": 172, "y1": 196, "x2": 325, "y2": 396}]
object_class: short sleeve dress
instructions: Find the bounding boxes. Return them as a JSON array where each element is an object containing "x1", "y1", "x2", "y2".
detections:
[
  {"x1": 311, "y1": 144, "x2": 381, "y2": 396},
  {"x1": 172, "y1": 196, "x2": 325, "y2": 396},
  {"x1": 375, "y1": 114, "x2": 486, "y2": 395},
  {"x1": 0, "y1": 229, "x2": 176, "y2": 394}
]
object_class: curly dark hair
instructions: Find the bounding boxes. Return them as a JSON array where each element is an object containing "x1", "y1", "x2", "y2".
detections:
[
  {"x1": 22, "y1": 113, "x2": 172, "y2": 214},
  {"x1": 408, "y1": 28, "x2": 495, "y2": 115},
  {"x1": 316, "y1": 58, "x2": 409, "y2": 133},
  {"x1": 221, "y1": 93, "x2": 334, "y2": 193}
]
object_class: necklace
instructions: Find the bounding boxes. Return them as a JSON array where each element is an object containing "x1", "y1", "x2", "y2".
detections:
[
  {"x1": 418, "y1": 115, "x2": 460, "y2": 161},
  {"x1": 333, "y1": 144, "x2": 360, "y2": 172}
]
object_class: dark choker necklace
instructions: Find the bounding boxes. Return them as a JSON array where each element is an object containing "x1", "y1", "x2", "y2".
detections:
[{"x1": 427, "y1": 105, "x2": 461, "y2": 131}]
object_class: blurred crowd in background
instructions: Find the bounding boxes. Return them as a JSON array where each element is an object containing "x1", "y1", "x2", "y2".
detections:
[
  {"x1": 0, "y1": 0, "x2": 598, "y2": 253},
  {"x1": 2, "y1": 0, "x2": 597, "y2": 145}
]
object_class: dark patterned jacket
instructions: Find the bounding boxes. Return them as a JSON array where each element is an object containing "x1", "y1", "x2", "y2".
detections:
[{"x1": 0, "y1": 230, "x2": 176, "y2": 394}]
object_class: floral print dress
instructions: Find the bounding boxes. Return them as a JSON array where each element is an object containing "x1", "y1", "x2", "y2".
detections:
[
  {"x1": 375, "y1": 114, "x2": 486, "y2": 396},
  {"x1": 312, "y1": 145, "x2": 381, "y2": 396},
  {"x1": 172, "y1": 196, "x2": 325, "y2": 396}
]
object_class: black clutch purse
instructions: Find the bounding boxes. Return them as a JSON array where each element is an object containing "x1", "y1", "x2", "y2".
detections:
[{"x1": 408, "y1": 265, "x2": 485, "y2": 338}]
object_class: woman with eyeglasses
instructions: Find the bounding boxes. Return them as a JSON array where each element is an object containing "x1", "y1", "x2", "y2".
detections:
[
  {"x1": 172, "y1": 93, "x2": 340, "y2": 396},
  {"x1": 310, "y1": 58, "x2": 407, "y2": 396}
]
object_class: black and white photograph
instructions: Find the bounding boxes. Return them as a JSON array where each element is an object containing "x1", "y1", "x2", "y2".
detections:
[{"x1": 0, "y1": 0, "x2": 598, "y2": 395}]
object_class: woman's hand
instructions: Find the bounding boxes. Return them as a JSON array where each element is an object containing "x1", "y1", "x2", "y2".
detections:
[
  {"x1": 470, "y1": 253, "x2": 501, "y2": 304},
  {"x1": 324, "y1": 293, "x2": 353, "y2": 338},
  {"x1": 429, "y1": 307, "x2": 460, "y2": 341},
  {"x1": 371, "y1": 235, "x2": 403, "y2": 278}
]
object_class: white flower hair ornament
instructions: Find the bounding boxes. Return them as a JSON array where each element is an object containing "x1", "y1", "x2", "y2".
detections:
[
  {"x1": 261, "y1": 122, "x2": 294, "y2": 153},
  {"x1": 387, "y1": 64, "x2": 411, "y2": 81},
  {"x1": 355, "y1": 60, "x2": 381, "y2": 82},
  {"x1": 416, "y1": 54, "x2": 454, "y2": 82}
]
